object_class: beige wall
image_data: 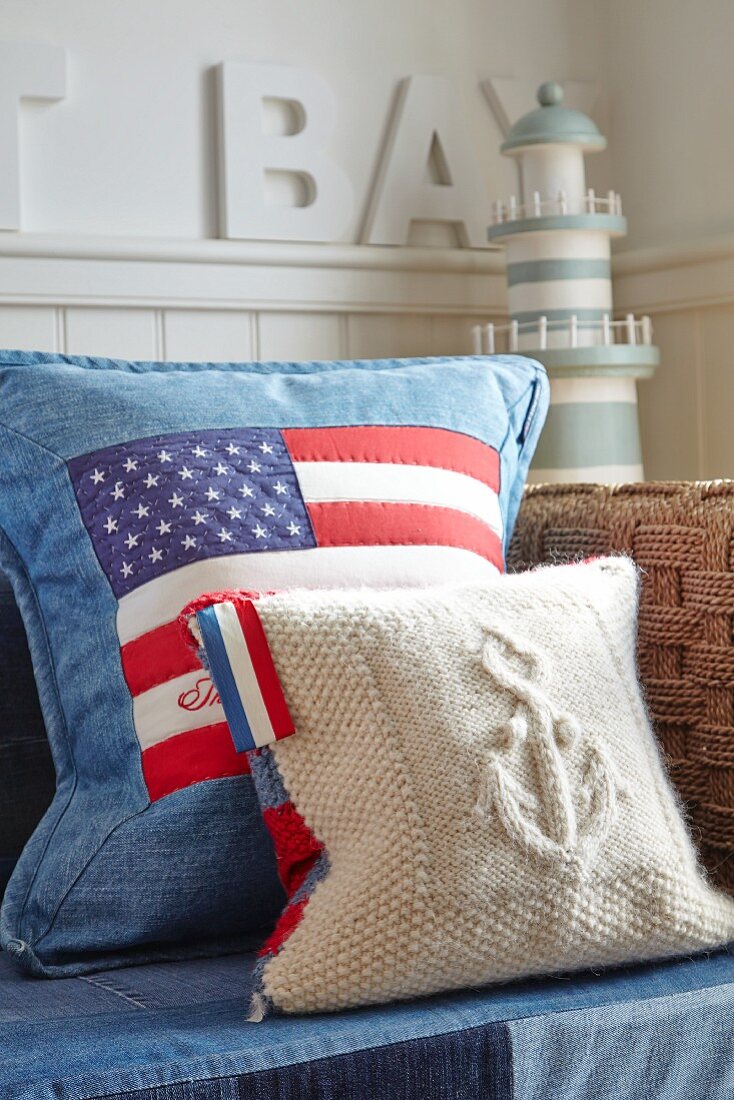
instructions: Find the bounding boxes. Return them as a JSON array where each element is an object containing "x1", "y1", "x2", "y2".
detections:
[
  {"x1": 614, "y1": 236, "x2": 734, "y2": 482},
  {"x1": 604, "y1": 1, "x2": 734, "y2": 481},
  {"x1": 603, "y1": 0, "x2": 734, "y2": 252}
]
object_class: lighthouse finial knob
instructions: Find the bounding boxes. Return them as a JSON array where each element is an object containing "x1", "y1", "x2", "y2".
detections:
[{"x1": 537, "y1": 81, "x2": 564, "y2": 107}]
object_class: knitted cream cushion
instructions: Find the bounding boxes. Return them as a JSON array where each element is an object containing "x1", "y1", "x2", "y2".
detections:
[{"x1": 192, "y1": 558, "x2": 734, "y2": 1016}]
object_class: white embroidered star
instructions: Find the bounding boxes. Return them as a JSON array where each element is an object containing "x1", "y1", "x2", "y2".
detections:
[
  {"x1": 103, "y1": 516, "x2": 118, "y2": 534},
  {"x1": 111, "y1": 482, "x2": 126, "y2": 501},
  {"x1": 225, "y1": 443, "x2": 240, "y2": 456},
  {"x1": 149, "y1": 546, "x2": 164, "y2": 563},
  {"x1": 261, "y1": 503, "x2": 276, "y2": 517},
  {"x1": 214, "y1": 461, "x2": 229, "y2": 476},
  {"x1": 191, "y1": 510, "x2": 208, "y2": 526},
  {"x1": 217, "y1": 528, "x2": 233, "y2": 542},
  {"x1": 286, "y1": 521, "x2": 302, "y2": 536},
  {"x1": 192, "y1": 445, "x2": 208, "y2": 458},
  {"x1": 120, "y1": 561, "x2": 134, "y2": 578},
  {"x1": 238, "y1": 484, "x2": 255, "y2": 499},
  {"x1": 168, "y1": 492, "x2": 184, "y2": 508},
  {"x1": 252, "y1": 523, "x2": 268, "y2": 539},
  {"x1": 248, "y1": 460, "x2": 261, "y2": 474},
  {"x1": 181, "y1": 534, "x2": 197, "y2": 551},
  {"x1": 227, "y1": 505, "x2": 243, "y2": 520},
  {"x1": 205, "y1": 487, "x2": 220, "y2": 502},
  {"x1": 123, "y1": 458, "x2": 139, "y2": 473},
  {"x1": 258, "y1": 441, "x2": 275, "y2": 455},
  {"x1": 90, "y1": 468, "x2": 106, "y2": 485},
  {"x1": 157, "y1": 450, "x2": 173, "y2": 463},
  {"x1": 179, "y1": 466, "x2": 194, "y2": 480},
  {"x1": 144, "y1": 474, "x2": 160, "y2": 489},
  {"x1": 157, "y1": 519, "x2": 172, "y2": 535},
  {"x1": 273, "y1": 481, "x2": 288, "y2": 495},
  {"x1": 133, "y1": 504, "x2": 150, "y2": 519},
  {"x1": 124, "y1": 533, "x2": 140, "y2": 550}
]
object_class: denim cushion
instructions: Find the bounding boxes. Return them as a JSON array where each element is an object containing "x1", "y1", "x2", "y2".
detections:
[
  {"x1": 0, "y1": 350, "x2": 548, "y2": 977},
  {"x1": 0, "y1": 574, "x2": 55, "y2": 899},
  {"x1": 1, "y1": 947, "x2": 732, "y2": 1099}
]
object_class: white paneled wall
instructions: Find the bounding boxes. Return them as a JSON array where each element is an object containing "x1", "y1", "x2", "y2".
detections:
[
  {"x1": 0, "y1": 239, "x2": 506, "y2": 363},
  {"x1": 4, "y1": 306, "x2": 512, "y2": 363},
  {"x1": 163, "y1": 310, "x2": 255, "y2": 361},
  {"x1": 0, "y1": 305, "x2": 495, "y2": 363},
  {"x1": 64, "y1": 309, "x2": 162, "y2": 360}
]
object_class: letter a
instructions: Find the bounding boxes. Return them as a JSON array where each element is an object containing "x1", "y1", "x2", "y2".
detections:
[{"x1": 363, "y1": 75, "x2": 487, "y2": 247}]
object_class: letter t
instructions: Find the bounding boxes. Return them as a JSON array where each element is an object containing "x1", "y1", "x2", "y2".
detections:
[{"x1": 0, "y1": 42, "x2": 66, "y2": 230}]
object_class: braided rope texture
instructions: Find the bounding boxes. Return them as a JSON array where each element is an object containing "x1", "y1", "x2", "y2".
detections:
[{"x1": 509, "y1": 480, "x2": 734, "y2": 894}]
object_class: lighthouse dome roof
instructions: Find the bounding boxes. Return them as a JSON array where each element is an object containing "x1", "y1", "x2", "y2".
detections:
[{"x1": 502, "y1": 81, "x2": 606, "y2": 153}]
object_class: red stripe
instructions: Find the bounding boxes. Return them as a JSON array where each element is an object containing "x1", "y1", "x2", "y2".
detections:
[
  {"x1": 282, "y1": 426, "x2": 499, "y2": 491},
  {"x1": 141, "y1": 721, "x2": 250, "y2": 802},
  {"x1": 262, "y1": 801, "x2": 323, "y2": 897},
  {"x1": 258, "y1": 895, "x2": 309, "y2": 959},
  {"x1": 307, "y1": 501, "x2": 504, "y2": 570},
  {"x1": 122, "y1": 619, "x2": 200, "y2": 697},
  {"x1": 234, "y1": 599, "x2": 295, "y2": 741}
]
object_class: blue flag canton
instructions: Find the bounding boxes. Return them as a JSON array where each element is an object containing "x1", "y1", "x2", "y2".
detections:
[{"x1": 68, "y1": 427, "x2": 316, "y2": 597}]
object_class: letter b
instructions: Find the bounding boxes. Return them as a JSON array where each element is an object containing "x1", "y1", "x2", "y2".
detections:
[{"x1": 217, "y1": 61, "x2": 354, "y2": 242}]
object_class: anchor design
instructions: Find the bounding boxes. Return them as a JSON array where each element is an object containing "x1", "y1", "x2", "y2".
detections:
[{"x1": 476, "y1": 625, "x2": 619, "y2": 865}]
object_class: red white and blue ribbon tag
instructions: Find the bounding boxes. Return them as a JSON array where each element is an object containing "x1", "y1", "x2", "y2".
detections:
[{"x1": 196, "y1": 600, "x2": 295, "y2": 752}]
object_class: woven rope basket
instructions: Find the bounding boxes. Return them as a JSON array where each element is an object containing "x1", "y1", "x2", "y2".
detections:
[{"x1": 510, "y1": 481, "x2": 734, "y2": 893}]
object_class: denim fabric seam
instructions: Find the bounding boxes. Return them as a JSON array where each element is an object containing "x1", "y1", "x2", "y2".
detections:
[
  {"x1": 77, "y1": 974, "x2": 150, "y2": 1009},
  {"x1": 0, "y1": 420, "x2": 65, "y2": 461},
  {"x1": 30, "y1": 774, "x2": 283, "y2": 957},
  {"x1": 31, "y1": 806, "x2": 150, "y2": 951},
  {"x1": 0, "y1": 424, "x2": 150, "y2": 953},
  {"x1": 503, "y1": 365, "x2": 545, "y2": 442},
  {"x1": 497, "y1": 373, "x2": 535, "y2": 551},
  {"x1": 0, "y1": 529, "x2": 79, "y2": 943},
  {"x1": 509, "y1": 972, "x2": 734, "y2": 1026},
  {"x1": 76, "y1": 1019, "x2": 512, "y2": 1100},
  {"x1": 0, "y1": 352, "x2": 496, "y2": 374}
]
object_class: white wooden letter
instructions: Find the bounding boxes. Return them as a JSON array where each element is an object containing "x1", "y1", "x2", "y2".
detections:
[
  {"x1": 0, "y1": 42, "x2": 66, "y2": 230},
  {"x1": 362, "y1": 75, "x2": 487, "y2": 247},
  {"x1": 217, "y1": 62, "x2": 353, "y2": 242}
]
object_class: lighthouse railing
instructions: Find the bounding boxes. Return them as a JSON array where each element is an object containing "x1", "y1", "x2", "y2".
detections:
[
  {"x1": 471, "y1": 314, "x2": 654, "y2": 355},
  {"x1": 491, "y1": 189, "x2": 622, "y2": 224}
]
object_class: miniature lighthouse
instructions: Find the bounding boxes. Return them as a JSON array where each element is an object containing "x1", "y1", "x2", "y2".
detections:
[{"x1": 476, "y1": 81, "x2": 658, "y2": 482}]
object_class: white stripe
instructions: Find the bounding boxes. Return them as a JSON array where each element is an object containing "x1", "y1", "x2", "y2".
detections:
[
  {"x1": 517, "y1": 325, "x2": 603, "y2": 353},
  {"x1": 117, "y1": 545, "x2": 500, "y2": 644},
  {"x1": 527, "y1": 463, "x2": 644, "y2": 485},
  {"x1": 506, "y1": 231, "x2": 610, "y2": 263},
  {"x1": 507, "y1": 279, "x2": 612, "y2": 313},
  {"x1": 133, "y1": 668, "x2": 225, "y2": 750},
  {"x1": 214, "y1": 601, "x2": 276, "y2": 748},
  {"x1": 550, "y1": 378, "x2": 639, "y2": 406},
  {"x1": 294, "y1": 461, "x2": 503, "y2": 534}
]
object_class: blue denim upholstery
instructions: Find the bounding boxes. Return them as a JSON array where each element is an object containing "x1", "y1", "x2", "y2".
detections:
[
  {"x1": 1, "y1": 947, "x2": 733, "y2": 1099},
  {"x1": 0, "y1": 351, "x2": 548, "y2": 977}
]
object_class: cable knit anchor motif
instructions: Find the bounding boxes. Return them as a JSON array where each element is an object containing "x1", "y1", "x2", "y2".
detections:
[{"x1": 476, "y1": 625, "x2": 619, "y2": 865}]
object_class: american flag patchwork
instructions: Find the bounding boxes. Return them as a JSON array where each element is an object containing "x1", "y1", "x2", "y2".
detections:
[{"x1": 68, "y1": 424, "x2": 503, "y2": 802}]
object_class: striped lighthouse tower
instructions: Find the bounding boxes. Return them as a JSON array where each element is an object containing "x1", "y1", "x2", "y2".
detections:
[{"x1": 477, "y1": 81, "x2": 658, "y2": 483}]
